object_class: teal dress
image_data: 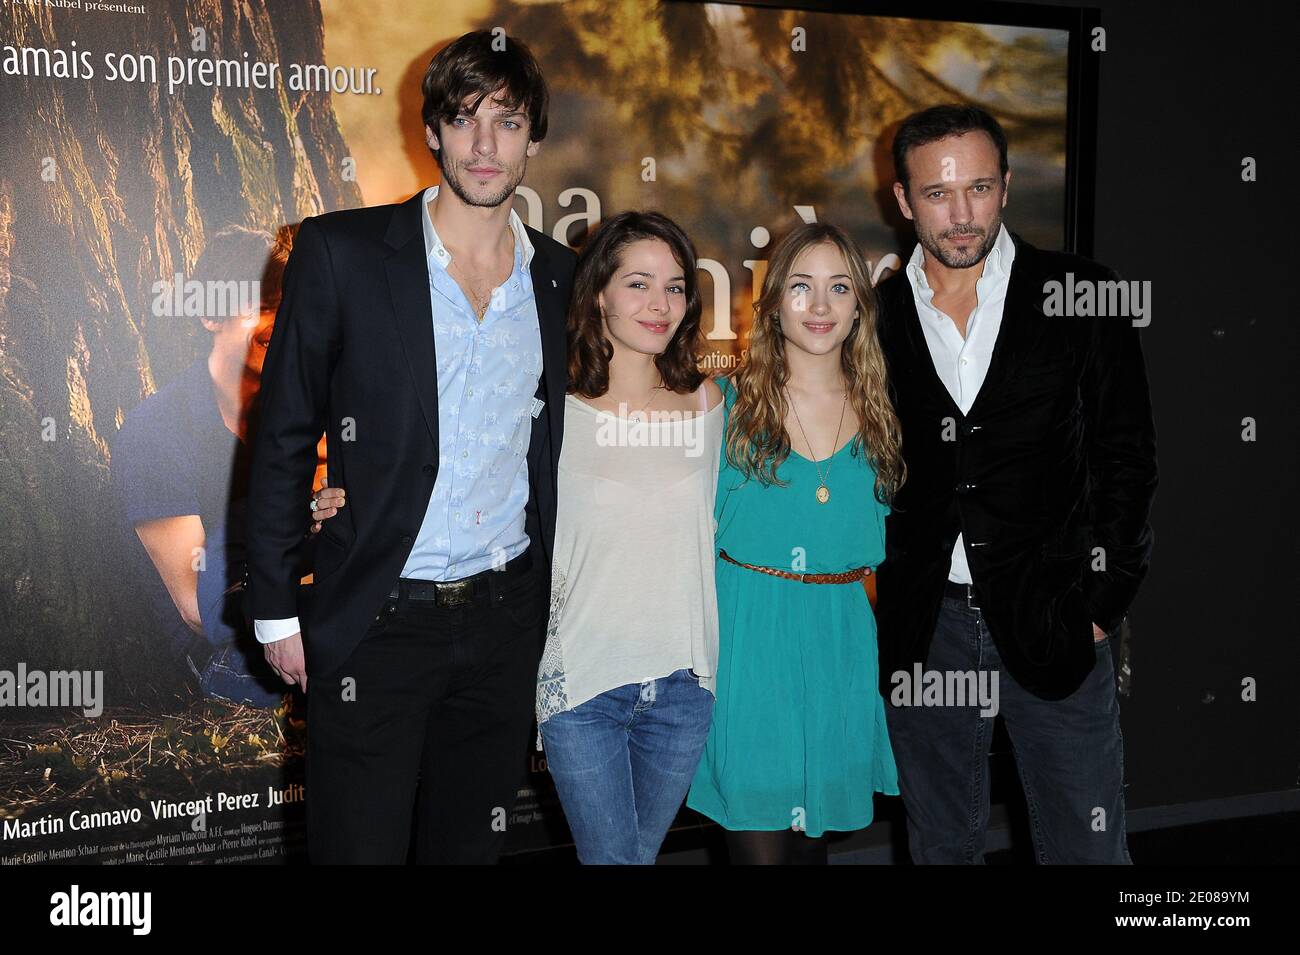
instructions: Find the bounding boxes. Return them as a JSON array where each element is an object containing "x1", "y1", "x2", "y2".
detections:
[{"x1": 686, "y1": 377, "x2": 898, "y2": 836}]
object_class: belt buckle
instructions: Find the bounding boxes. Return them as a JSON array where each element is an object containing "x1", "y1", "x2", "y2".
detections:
[
  {"x1": 436, "y1": 580, "x2": 473, "y2": 608},
  {"x1": 965, "y1": 585, "x2": 981, "y2": 613}
]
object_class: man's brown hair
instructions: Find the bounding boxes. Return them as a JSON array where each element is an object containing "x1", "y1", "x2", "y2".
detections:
[{"x1": 421, "y1": 30, "x2": 549, "y2": 143}]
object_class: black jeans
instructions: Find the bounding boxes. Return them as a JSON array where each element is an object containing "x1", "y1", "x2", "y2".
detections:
[
  {"x1": 885, "y1": 595, "x2": 1131, "y2": 864},
  {"x1": 305, "y1": 556, "x2": 549, "y2": 863}
]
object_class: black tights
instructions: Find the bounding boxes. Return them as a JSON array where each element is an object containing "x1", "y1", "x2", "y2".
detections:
[{"x1": 724, "y1": 828, "x2": 829, "y2": 865}]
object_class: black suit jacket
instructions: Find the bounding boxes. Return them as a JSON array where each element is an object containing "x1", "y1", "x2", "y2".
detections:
[
  {"x1": 874, "y1": 231, "x2": 1157, "y2": 700},
  {"x1": 247, "y1": 190, "x2": 576, "y2": 677}
]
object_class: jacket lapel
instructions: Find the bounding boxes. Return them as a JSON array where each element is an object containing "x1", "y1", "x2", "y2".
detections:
[
  {"x1": 881, "y1": 273, "x2": 963, "y2": 421},
  {"x1": 965, "y1": 231, "x2": 1047, "y2": 419},
  {"x1": 524, "y1": 227, "x2": 569, "y2": 455},
  {"x1": 384, "y1": 191, "x2": 439, "y2": 444}
]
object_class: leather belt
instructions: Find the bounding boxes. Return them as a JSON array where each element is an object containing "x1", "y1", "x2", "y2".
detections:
[
  {"x1": 943, "y1": 580, "x2": 981, "y2": 612},
  {"x1": 719, "y1": 549, "x2": 872, "y2": 585},
  {"x1": 389, "y1": 550, "x2": 534, "y2": 609}
]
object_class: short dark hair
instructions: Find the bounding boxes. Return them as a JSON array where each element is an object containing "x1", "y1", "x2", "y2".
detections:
[
  {"x1": 191, "y1": 224, "x2": 290, "y2": 320},
  {"x1": 892, "y1": 104, "x2": 1009, "y2": 195},
  {"x1": 421, "y1": 30, "x2": 549, "y2": 143},
  {"x1": 568, "y1": 211, "x2": 706, "y2": 399}
]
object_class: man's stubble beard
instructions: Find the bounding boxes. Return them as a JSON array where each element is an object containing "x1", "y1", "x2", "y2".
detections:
[
  {"x1": 436, "y1": 148, "x2": 527, "y2": 209},
  {"x1": 916, "y1": 210, "x2": 1003, "y2": 270}
]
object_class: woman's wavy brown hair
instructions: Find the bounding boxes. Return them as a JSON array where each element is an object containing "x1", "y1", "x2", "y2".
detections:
[
  {"x1": 568, "y1": 210, "x2": 707, "y2": 398},
  {"x1": 725, "y1": 221, "x2": 905, "y2": 504}
]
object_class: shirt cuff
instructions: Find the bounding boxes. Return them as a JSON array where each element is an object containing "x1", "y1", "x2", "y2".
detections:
[{"x1": 254, "y1": 617, "x2": 301, "y2": 644}]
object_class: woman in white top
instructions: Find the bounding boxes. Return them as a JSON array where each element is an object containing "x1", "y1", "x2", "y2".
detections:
[
  {"x1": 532, "y1": 210, "x2": 722, "y2": 864},
  {"x1": 309, "y1": 211, "x2": 722, "y2": 864}
]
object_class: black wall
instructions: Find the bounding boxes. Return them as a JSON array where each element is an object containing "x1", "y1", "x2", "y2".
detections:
[{"x1": 1030, "y1": 0, "x2": 1298, "y2": 810}]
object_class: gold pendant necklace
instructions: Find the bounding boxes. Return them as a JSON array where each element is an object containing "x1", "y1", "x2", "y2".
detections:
[{"x1": 787, "y1": 385, "x2": 848, "y2": 504}]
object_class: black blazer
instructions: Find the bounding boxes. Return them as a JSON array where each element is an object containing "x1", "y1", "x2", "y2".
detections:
[
  {"x1": 247, "y1": 190, "x2": 576, "y2": 677},
  {"x1": 874, "y1": 231, "x2": 1157, "y2": 700}
]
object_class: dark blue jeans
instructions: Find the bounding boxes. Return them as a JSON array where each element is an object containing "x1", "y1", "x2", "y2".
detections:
[
  {"x1": 187, "y1": 527, "x2": 284, "y2": 709},
  {"x1": 885, "y1": 595, "x2": 1131, "y2": 864},
  {"x1": 194, "y1": 643, "x2": 286, "y2": 709},
  {"x1": 540, "y1": 668, "x2": 714, "y2": 864}
]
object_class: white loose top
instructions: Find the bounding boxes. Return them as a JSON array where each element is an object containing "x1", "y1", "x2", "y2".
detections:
[{"x1": 536, "y1": 384, "x2": 725, "y2": 728}]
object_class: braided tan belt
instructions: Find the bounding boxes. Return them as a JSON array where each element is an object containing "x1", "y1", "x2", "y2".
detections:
[
  {"x1": 719, "y1": 549, "x2": 878, "y2": 608},
  {"x1": 718, "y1": 549, "x2": 874, "y2": 584}
]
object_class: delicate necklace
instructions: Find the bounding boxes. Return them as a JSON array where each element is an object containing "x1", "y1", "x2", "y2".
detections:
[
  {"x1": 449, "y1": 259, "x2": 491, "y2": 321},
  {"x1": 628, "y1": 376, "x2": 664, "y2": 421},
  {"x1": 786, "y1": 385, "x2": 848, "y2": 504},
  {"x1": 448, "y1": 225, "x2": 511, "y2": 322}
]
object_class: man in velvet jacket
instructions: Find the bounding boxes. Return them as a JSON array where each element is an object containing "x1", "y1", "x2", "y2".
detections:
[
  {"x1": 246, "y1": 32, "x2": 576, "y2": 863},
  {"x1": 874, "y1": 105, "x2": 1157, "y2": 864}
]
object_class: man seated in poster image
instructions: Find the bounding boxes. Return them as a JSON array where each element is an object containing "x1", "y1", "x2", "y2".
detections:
[
  {"x1": 111, "y1": 225, "x2": 310, "y2": 709},
  {"x1": 872, "y1": 104, "x2": 1158, "y2": 864}
]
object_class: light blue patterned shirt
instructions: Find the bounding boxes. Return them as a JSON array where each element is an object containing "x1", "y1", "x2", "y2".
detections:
[{"x1": 401, "y1": 184, "x2": 543, "y2": 581}]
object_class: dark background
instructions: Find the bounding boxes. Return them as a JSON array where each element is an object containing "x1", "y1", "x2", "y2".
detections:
[{"x1": 1024, "y1": 0, "x2": 1298, "y2": 818}]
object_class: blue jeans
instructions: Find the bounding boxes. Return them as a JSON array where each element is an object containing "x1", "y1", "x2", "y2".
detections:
[
  {"x1": 185, "y1": 527, "x2": 284, "y2": 709},
  {"x1": 540, "y1": 668, "x2": 714, "y2": 864},
  {"x1": 194, "y1": 643, "x2": 286, "y2": 710},
  {"x1": 885, "y1": 596, "x2": 1131, "y2": 864}
]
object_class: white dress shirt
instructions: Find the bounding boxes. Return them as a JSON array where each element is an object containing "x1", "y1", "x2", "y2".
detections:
[{"x1": 903, "y1": 223, "x2": 1016, "y2": 585}]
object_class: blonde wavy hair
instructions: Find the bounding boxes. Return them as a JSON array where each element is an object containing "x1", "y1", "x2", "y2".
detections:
[{"x1": 725, "y1": 221, "x2": 905, "y2": 503}]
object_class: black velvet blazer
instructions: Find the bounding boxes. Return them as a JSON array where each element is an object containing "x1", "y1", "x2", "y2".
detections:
[{"x1": 873, "y1": 231, "x2": 1157, "y2": 700}]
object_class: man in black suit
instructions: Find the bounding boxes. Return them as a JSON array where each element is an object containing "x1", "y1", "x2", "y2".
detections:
[
  {"x1": 874, "y1": 105, "x2": 1157, "y2": 863},
  {"x1": 246, "y1": 31, "x2": 576, "y2": 863}
]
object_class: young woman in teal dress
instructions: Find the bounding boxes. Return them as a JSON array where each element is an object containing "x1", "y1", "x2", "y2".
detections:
[{"x1": 686, "y1": 221, "x2": 906, "y2": 864}]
